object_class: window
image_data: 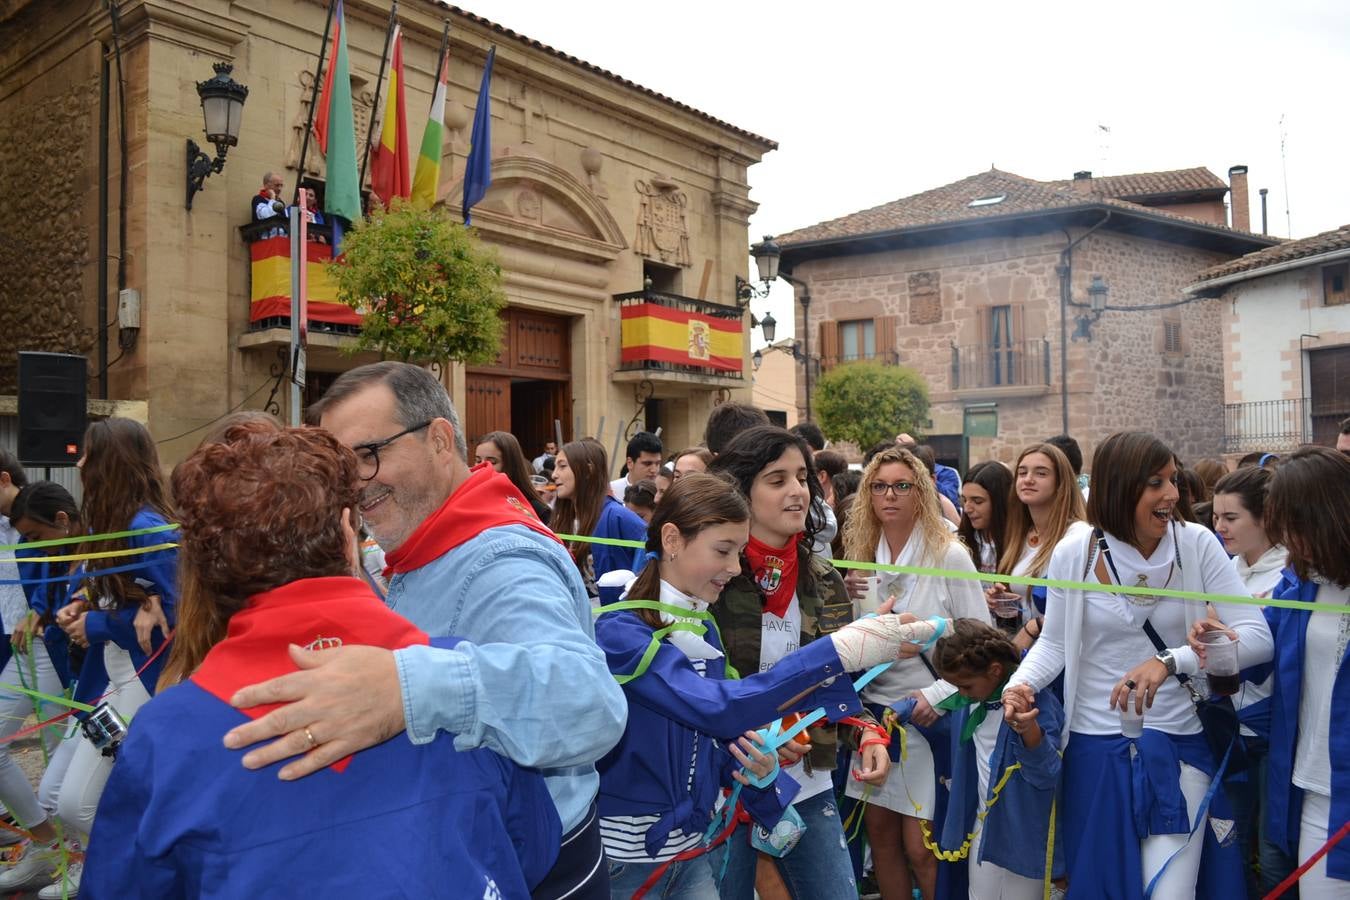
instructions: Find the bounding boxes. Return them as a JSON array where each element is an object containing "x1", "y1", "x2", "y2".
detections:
[
  {"x1": 838, "y1": 319, "x2": 875, "y2": 361},
  {"x1": 989, "y1": 305, "x2": 1014, "y2": 385},
  {"x1": 643, "y1": 261, "x2": 681, "y2": 295},
  {"x1": 1164, "y1": 319, "x2": 1182, "y2": 353},
  {"x1": 1324, "y1": 263, "x2": 1349, "y2": 306},
  {"x1": 968, "y1": 194, "x2": 1006, "y2": 208}
]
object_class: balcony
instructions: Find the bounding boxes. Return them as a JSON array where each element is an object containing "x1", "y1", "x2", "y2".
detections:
[
  {"x1": 951, "y1": 339, "x2": 1051, "y2": 397},
  {"x1": 1222, "y1": 398, "x2": 1310, "y2": 453},
  {"x1": 239, "y1": 218, "x2": 360, "y2": 336},
  {"x1": 615, "y1": 288, "x2": 745, "y2": 386}
]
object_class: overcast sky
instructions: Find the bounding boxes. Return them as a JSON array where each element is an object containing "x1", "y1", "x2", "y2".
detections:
[{"x1": 459, "y1": 0, "x2": 1350, "y2": 344}]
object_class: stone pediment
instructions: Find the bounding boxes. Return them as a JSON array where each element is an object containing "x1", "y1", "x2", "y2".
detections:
[{"x1": 444, "y1": 155, "x2": 626, "y2": 264}]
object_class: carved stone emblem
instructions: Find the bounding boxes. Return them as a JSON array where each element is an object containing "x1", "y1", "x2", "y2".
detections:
[
  {"x1": 908, "y1": 271, "x2": 941, "y2": 325},
  {"x1": 635, "y1": 178, "x2": 691, "y2": 267}
]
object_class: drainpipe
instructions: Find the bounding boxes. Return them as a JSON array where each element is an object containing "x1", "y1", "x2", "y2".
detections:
[
  {"x1": 96, "y1": 50, "x2": 110, "y2": 398},
  {"x1": 1057, "y1": 211, "x2": 1112, "y2": 434}
]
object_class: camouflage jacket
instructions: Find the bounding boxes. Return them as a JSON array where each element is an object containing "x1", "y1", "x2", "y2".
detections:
[{"x1": 711, "y1": 546, "x2": 875, "y2": 773}]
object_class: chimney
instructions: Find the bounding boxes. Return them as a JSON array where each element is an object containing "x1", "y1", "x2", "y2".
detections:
[
  {"x1": 1259, "y1": 188, "x2": 1269, "y2": 235},
  {"x1": 1072, "y1": 170, "x2": 1093, "y2": 194},
  {"x1": 1229, "y1": 165, "x2": 1250, "y2": 231}
]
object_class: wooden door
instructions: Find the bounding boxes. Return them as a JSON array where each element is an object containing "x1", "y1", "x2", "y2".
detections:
[{"x1": 464, "y1": 374, "x2": 511, "y2": 445}]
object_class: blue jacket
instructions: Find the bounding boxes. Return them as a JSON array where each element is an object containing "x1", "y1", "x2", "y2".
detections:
[
  {"x1": 1264, "y1": 570, "x2": 1350, "y2": 882},
  {"x1": 20, "y1": 555, "x2": 74, "y2": 688},
  {"x1": 935, "y1": 463, "x2": 961, "y2": 511},
  {"x1": 940, "y1": 688, "x2": 1065, "y2": 880},
  {"x1": 594, "y1": 609, "x2": 861, "y2": 856},
  {"x1": 70, "y1": 508, "x2": 178, "y2": 705},
  {"x1": 389, "y1": 523, "x2": 628, "y2": 834},
  {"x1": 592, "y1": 496, "x2": 646, "y2": 581},
  {"x1": 84, "y1": 638, "x2": 559, "y2": 899}
]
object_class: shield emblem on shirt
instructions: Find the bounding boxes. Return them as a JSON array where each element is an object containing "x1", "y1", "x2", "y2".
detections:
[{"x1": 757, "y1": 555, "x2": 784, "y2": 594}]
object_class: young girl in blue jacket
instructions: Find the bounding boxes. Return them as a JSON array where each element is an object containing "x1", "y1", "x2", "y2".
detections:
[
  {"x1": 594, "y1": 473, "x2": 940, "y2": 899},
  {"x1": 932, "y1": 618, "x2": 1064, "y2": 900}
]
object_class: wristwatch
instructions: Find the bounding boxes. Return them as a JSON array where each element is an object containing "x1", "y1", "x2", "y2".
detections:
[{"x1": 1154, "y1": 649, "x2": 1177, "y2": 676}]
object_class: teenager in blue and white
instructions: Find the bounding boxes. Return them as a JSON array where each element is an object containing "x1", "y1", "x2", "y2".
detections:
[
  {"x1": 1004, "y1": 432, "x2": 1273, "y2": 899},
  {"x1": 1239, "y1": 447, "x2": 1350, "y2": 898},
  {"x1": 934, "y1": 618, "x2": 1064, "y2": 900},
  {"x1": 841, "y1": 446, "x2": 989, "y2": 900},
  {"x1": 1210, "y1": 464, "x2": 1296, "y2": 893},
  {"x1": 595, "y1": 473, "x2": 934, "y2": 899}
]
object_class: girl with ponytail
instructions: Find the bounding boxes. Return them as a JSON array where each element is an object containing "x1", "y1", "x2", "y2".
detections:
[
  {"x1": 594, "y1": 473, "x2": 942, "y2": 899},
  {"x1": 931, "y1": 619, "x2": 1065, "y2": 899}
]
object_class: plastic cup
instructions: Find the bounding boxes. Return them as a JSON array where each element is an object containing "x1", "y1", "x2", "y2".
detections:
[
  {"x1": 1200, "y1": 631, "x2": 1240, "y2": 697},
  {"x1": 1119, "y1": 690, "x2": 1144, "y2": 738},
  {"x1": 992, "y1": 593, "x2": 1022, "y2": 619},
  {"x1": 858, "y1": 576, "x2": 882, "y2": 616}
]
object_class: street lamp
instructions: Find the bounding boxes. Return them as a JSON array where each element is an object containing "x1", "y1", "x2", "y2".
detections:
[
  {"x1": 760, "y1": 310, "x2": 777, "y2": 344},
  {"x1": 749, "y1": 235, "x2": 816, "y2": 420},
  {"x1": 186, "y1": 62, "x2": 248, "y2": 210},
  {"x1": 1071, "y1": 275, "x2": 1110, "y2": 342}
]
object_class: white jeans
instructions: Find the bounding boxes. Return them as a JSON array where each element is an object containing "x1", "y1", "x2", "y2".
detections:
[
  {"x1": 0, "y1": 641, "x2": 63, "y2": 826},
  {"x1": 1139, "y1": 760, "x2": 1210, "y2": 896},
  {"x1": 41, "y1": 646, "x2": 151, "y2": 840},
  {"x1": 1298, "y1": 790, "x2": 1350, "y2": 899},
  {"x1": 968, "y1": 822, "x2": 1044, "y2": 900}
]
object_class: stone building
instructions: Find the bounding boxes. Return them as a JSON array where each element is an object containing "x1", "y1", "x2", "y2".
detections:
[
  {"x1": 770, "y1": 166, "x2": 1278, "y2": 469},
  {"x1": 1187, "y1": 223, "x2": 1350, "y2": 452},
  {"x1": 0, "y1": 0, "x2": 773, "y2": 469}
]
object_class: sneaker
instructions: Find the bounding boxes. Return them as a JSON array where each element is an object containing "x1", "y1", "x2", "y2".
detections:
[
  {"x1": 37, "y1": 859, "x2": 80, "y2": 898},
  {"x1": 0, "y1": 840, "x2": 59, "y2": 890}
]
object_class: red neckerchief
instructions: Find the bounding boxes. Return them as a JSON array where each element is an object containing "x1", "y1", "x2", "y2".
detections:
[
  {"x1": 191, "y1": 576, "x2": 427, "y2": 773},
  {"x1": 745, "y1": 533, "x2": 801, "y2": 619},
  {"x1": 382, "y1": 463, "x2": 559, "y2": 577}
]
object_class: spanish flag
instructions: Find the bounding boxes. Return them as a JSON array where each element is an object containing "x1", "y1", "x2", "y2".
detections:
[
  {"x1": 249, "y1": 235, "x2": 360, "y2": 327},
  {"x1": 370, "y1": 25, "x2": 410, "y2": 208},
  {"x1": 620, "y1": 303, "x2": 742, "y2": 372}
]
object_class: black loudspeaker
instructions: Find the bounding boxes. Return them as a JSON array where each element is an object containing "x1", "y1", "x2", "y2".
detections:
[{"x1": 17, "y1": 352, "x2": 88, "y2": 466}]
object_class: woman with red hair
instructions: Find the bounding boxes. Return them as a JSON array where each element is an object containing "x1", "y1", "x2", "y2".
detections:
[{"x1": 83, "y1": 422, "x2": 560, "y2": 897}]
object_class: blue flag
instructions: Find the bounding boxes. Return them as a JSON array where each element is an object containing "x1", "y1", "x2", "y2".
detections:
[{"x1": 462, "y1": 46, "x2": 495, "y2": 225}]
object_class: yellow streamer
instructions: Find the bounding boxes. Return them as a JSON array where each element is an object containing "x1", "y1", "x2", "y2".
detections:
[
  {"x1": 35, "y1": 542, "x2": 178, "y2": 564},
  {"x1": 920, "y1": 760, "x2": 1023, "y2": 862}
]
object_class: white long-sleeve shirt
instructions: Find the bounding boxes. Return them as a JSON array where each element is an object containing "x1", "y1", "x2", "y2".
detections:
[{"x1": 1008, "y1": 521, "x2": 1273, "y2": 743}]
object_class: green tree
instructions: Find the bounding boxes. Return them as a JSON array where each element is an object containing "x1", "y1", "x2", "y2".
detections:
[
  {"x1": 814, "y1": 361, "x2": 930, "y2": 450},
  {"x1": 328, "y1": 202, "x2": 505, "y2": 364}
]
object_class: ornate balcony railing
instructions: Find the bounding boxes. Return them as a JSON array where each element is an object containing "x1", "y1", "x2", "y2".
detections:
[
  {"x1": 1222, "y1": 398, "x2": 1310, "y2": 453},
  {"x1": 615, "y1": 289, "x2": 744, "y2": 379},
  {"x1": 951, "y1": 339, "x2": 1051, "y2": 390}
]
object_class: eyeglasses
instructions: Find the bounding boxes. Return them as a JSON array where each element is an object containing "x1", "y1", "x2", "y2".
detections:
[
  {"x1": 351, "y1": 421, "x2": 432, "y2": 481},
  {"x1": 869, "y1": 480, "x2": 914, "y2": 496}
]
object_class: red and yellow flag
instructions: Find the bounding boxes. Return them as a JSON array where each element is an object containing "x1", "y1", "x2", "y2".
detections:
[
  {"x1": 370, "y1": 25, "x2": 410, "y2": 208},
  {"x1": 620, "y1": 303, "x2": 743, "y2": 372},
  {"x1": 249, "y1": 235, "x2": 359, "y2": 327}
]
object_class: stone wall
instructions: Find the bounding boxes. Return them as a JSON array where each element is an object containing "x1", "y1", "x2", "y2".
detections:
[
  {"x1": 793, "y1": 225, "x2": 1240, "y2": 467},
  {"x1": 0, "y1": 1, "x2": 102, "y2": 393}
]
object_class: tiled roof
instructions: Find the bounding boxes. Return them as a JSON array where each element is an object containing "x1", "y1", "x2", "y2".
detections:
[
  {"x1": 440, "y1": 4, "x2": 777, "y2": 150},
  {"x1": 1048, "y1": 167, "x2": 1228, "y2": 199},
  {"x1": 774, "y1": 167, "x2": 1243, "y2": 247},
  {"x1": 1194, "y1": 223, "x2": 1350, "y2": 282}
]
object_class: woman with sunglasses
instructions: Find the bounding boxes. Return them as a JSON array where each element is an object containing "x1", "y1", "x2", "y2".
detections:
[{"x1": 840, "y1": 446, "x2": 988, "y2": 900}]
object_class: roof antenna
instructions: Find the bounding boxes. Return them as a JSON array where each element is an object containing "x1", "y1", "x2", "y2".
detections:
[
  {"x1": 1097, "y1": 124, "x2": 1111, "y2": 170},
  {"x1": 1280, "y1": 113, "x2": 1293, "y2": 236}
]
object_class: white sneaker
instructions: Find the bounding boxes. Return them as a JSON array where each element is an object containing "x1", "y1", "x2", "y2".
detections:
[
  {"x1": 37, "y1": 859, "x2": 81, "y2": 898},
  {"x1": 0, "y1": 840, "x2": 59, "y2": 889}
]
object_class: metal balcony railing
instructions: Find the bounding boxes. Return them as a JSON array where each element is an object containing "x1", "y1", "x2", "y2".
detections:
[
  {"x1": 1222, "y1": 398, "x2": 1310, "y2": 453},
  {"x1": 950, "y1": 339, "x2": 1051, "y2": 390}
]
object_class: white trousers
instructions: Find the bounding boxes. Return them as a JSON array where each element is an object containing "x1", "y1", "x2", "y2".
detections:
[
  {"x1": 968, "y1": 823, "x2": 1043, "y2": 900},
  {"x1": 0, "y1": 641, "x2": 62, "y2": 827},
  {"x1": 1139, "y1": 760, "x2": 1209, "y2": 896},
  {"x1": 1298, "y1": 790, "x2": 1350, "y2": 899},
  {"x1": 39, "y1": 646, "x2": 151, "y2": 840}
]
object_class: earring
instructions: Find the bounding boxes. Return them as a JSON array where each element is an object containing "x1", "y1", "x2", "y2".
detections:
[{"x1": 669, "y1": 552, "x2": 678, "y2": 561}]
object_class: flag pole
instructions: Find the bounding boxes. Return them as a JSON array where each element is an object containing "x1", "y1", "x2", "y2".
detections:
[
  {"x1": 430, "y1": 20, "x2": 450, "y2": 113},
  {"x1": 294, "y1": 0, "x2": 338, "y2": 205},
  {"x1": 358, "y1": 0, "x2": 399, "y2": 208}
]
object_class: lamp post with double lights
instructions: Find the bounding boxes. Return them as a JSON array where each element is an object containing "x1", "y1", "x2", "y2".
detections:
[{"x1": 739, "y1": 235, "x2": 818, "y2": 421}]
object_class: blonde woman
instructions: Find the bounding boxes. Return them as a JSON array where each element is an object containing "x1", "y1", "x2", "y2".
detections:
[
  {"x1": 992, "y1": 443, "x2": 1089, "y2": 650},
  {"x1": 841, "y1": 446, "x2": 989, "y2": 900}
]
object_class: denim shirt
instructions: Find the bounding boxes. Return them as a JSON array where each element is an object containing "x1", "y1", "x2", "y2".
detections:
[{"x1": 389, "y1": 523, "x2": 629, "y2": 833}]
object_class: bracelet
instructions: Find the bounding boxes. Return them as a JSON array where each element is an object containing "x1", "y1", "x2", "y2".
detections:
[{"x1": 860, "y1": 735, "x2": 890, "y2": 750}]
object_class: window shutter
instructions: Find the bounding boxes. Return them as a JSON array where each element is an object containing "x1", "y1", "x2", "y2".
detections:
[
  {"x1": 876, "y1": 316, "x2": 898, "y2": 363},
  {"x1": 819, "y1": 320, "x2": 839, "y2": 368}
]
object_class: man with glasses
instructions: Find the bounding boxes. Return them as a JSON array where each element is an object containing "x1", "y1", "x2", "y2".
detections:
[{"x1": 221, "y1": 361, "x2": 626, "y2": 900}]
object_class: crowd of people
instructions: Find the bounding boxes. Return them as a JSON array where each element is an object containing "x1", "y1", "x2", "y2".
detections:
[{"x1": 0, "y1": 362, "x2": 1345, "y2": 899}]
